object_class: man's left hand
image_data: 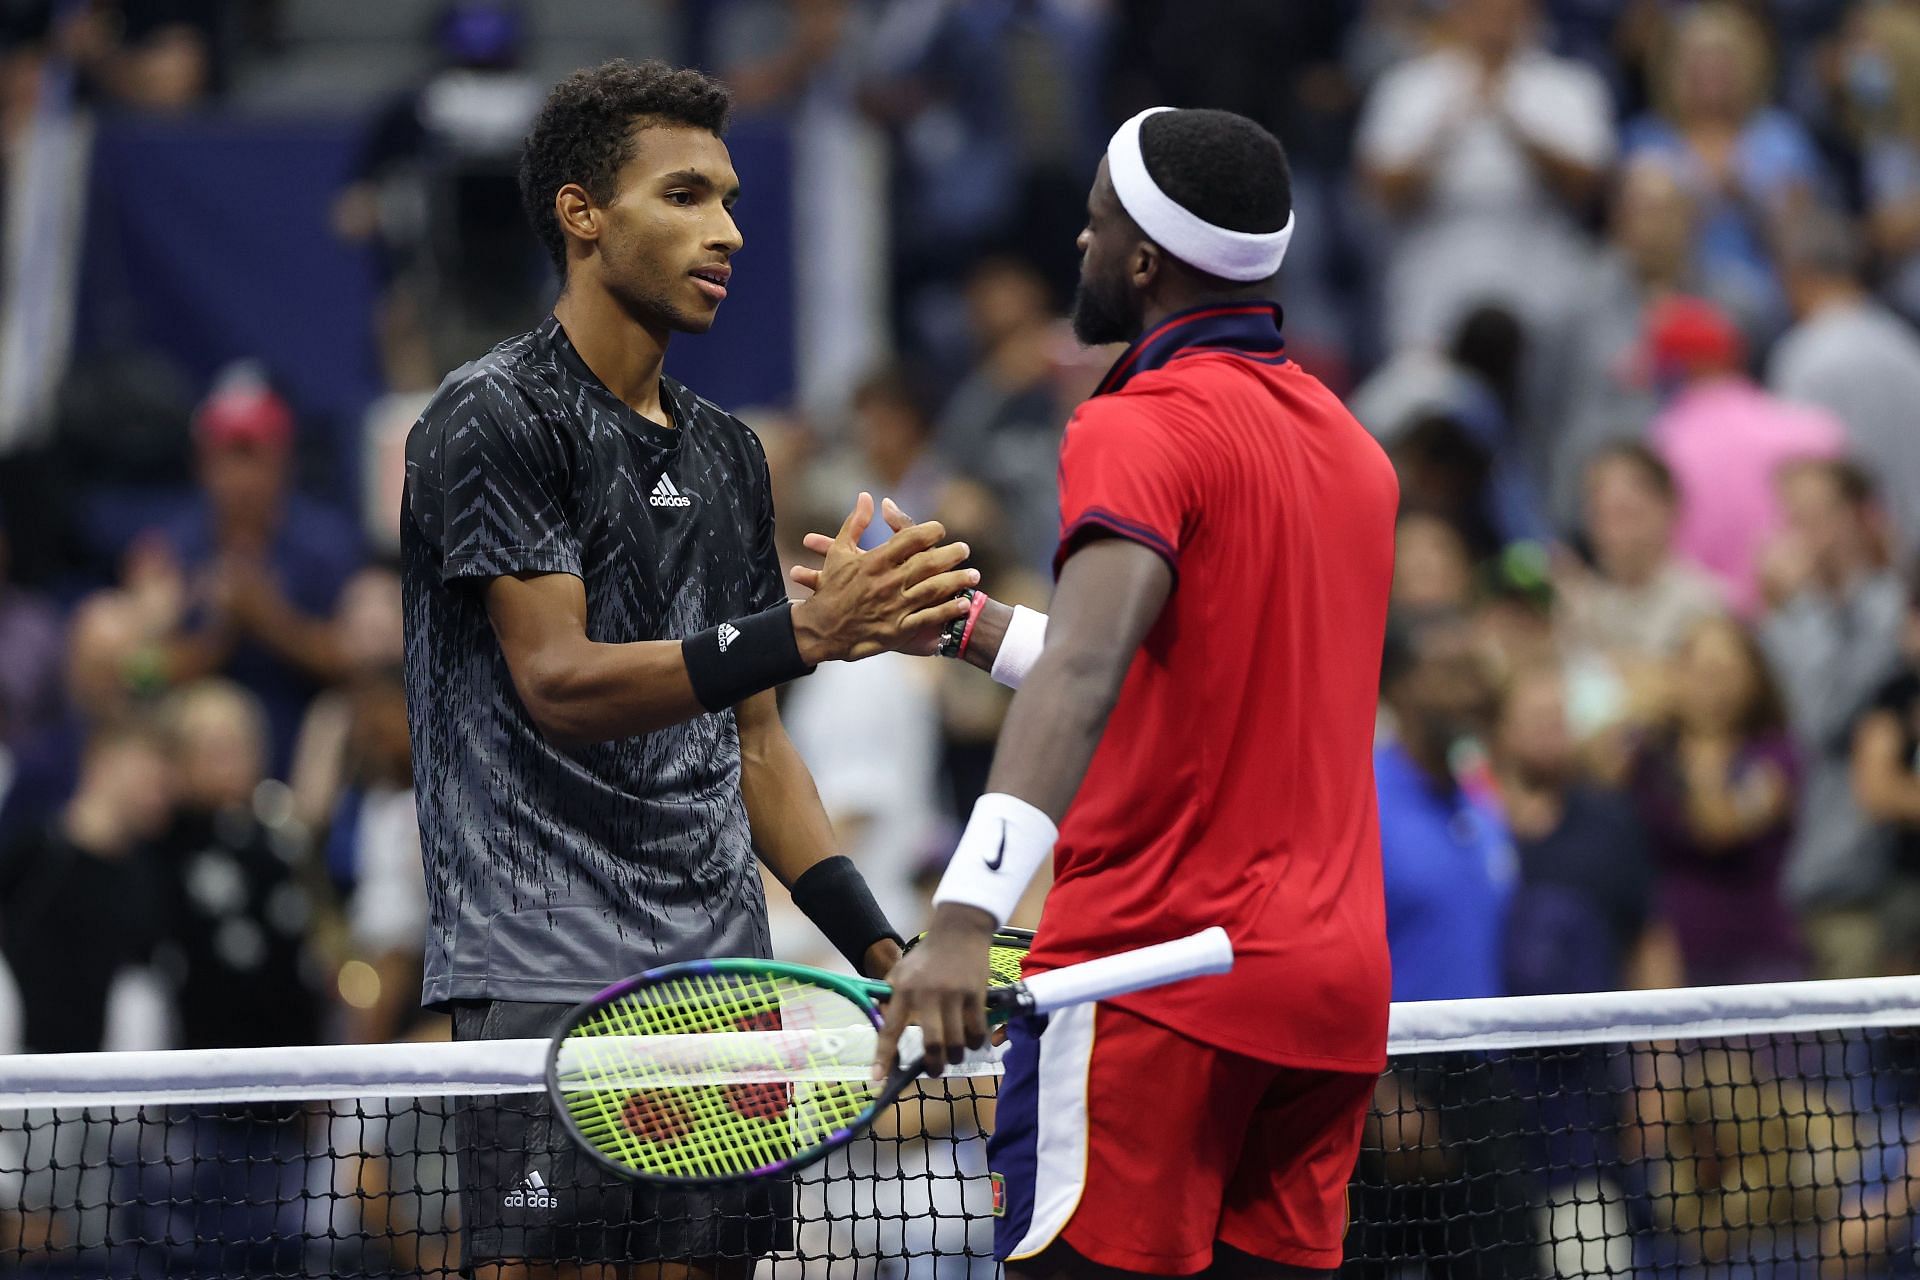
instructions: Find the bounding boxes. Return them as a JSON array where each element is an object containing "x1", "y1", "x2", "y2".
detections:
[{"x1": 872, "y1": 904, "x2": 995, "y2": 1080}]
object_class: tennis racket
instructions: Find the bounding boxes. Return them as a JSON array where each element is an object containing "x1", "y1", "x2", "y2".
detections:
[{"x1": 547, "y1": 927, "x2": 1233, "y2": 1185}]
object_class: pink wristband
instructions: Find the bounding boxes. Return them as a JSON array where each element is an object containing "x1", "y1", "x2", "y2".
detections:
[{"x1": 956, "y1": 590, "x2": 992, "y2": 660}]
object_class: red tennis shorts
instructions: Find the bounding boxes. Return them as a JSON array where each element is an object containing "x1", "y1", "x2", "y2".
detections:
[{"x1": 988, "y1": 1002, "x2": 1376, "y2": 1274}]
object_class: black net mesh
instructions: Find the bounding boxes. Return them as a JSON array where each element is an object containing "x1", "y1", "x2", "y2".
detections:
[
  {"x1": 0, "y1": 1078, "x2": 999, "y2": 1278},
  {"x1": 4, "y1": 1028, "x2": 1919, "y2": 1277},
  {"x1": 1347, "y1": 1029, "x2": 1920, "y2": 1279}
]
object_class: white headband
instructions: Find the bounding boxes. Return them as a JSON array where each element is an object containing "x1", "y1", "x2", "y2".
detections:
[{"x1": 1106, "y1": 107, "x2": 1293, "y2": 283}]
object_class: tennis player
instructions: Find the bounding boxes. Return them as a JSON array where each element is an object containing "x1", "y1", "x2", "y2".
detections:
[
  {"x1": 401, "y1": 61, "x2": 976, "y2": 1280},
  {"x1": 872, "y1": 108, "x2": 1399, "y2": 1278}
]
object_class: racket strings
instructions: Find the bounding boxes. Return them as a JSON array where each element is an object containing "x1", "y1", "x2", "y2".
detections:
[{"x1": 557, "y1": 970, "x2": 880, "y2": 1179}]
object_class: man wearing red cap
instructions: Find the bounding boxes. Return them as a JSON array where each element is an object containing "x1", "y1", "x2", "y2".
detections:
[
  {"x1": 1645, "y1": 295, "x2": 1845, "y2": 615},
  {"x1": 154, "y1": 363, "x2": 363, "y2": 770}
]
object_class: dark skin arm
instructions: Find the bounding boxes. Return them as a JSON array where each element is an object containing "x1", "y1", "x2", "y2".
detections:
[
  {"x1": 871, "y1": 537, "x2": 1173, "y2": 1077},
  {"x1": 484, "y1": 496, "x2": 977, "y2": 749},
  {"x1": 736, "y1": 688, "x2": 902, "y2": 978}
]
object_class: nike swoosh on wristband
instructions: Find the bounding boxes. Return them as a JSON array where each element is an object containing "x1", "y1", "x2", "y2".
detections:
[{"x1": 985, "y1": 822, "x2": 1006, "y2": 871}]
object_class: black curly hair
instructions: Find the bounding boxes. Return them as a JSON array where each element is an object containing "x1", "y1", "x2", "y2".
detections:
[
  {"x1": 518, "y1": 59, "x2": 733, "y2": 275},
  {"x1": 1137, "y1": 108, "x2": 1291, "y2": 241}
]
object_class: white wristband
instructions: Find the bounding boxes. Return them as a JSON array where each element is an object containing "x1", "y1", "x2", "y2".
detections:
[
  {"x1": 932, "y1": 793, "x2": 1057, "y2": 928},
  {"x1": 989, "y1": 605, "x2": 1048, "y2": 690}
]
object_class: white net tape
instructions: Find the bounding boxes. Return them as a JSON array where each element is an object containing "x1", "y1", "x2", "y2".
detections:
[{"x1": 2, "y1": 976, "x2": 1917, "y2": 1108}]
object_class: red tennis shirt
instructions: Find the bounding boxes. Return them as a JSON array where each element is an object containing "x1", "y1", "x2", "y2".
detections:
[{"x1": 1027, "y1": 302, "x2": 1397, "y2": 1072}]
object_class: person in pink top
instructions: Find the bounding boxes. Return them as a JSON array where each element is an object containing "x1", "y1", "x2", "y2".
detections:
[{"x1": 1647, "y1": 295, "x2": 1846, "y2": 615}]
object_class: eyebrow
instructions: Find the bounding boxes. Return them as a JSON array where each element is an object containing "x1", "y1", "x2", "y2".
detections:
[{"x1": 662, "y1": 170, "x2": 742, "y2": 201}]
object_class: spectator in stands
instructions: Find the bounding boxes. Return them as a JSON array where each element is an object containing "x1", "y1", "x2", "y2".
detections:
[
  {"x1": 0, "y1": 591, "x2": 157, "y2": 845},
  {"x1": 1645, "y1": 294, "x2": 1845, "y2": 613},
  {"x1": 1393, "y1": 510, "x2": 1479, "y2": 617},
  {"x1": 938, "y1": 256, "x2": 1068, "y2": 573},
  {"x1": 287, "y1": 566, "x2": 426, "y2": 1043},
  {"x1": 1376, "y1": 611, "x2": 1514, "y2": 1003},
  {"x1": 1355, "y1": 0, "x2": 1615, "y2": 353},
  {"x1": 152, "y1": 364, "x2": 362, "y2": 774},
  {"x1": 1557, "y1": 442, "x2": 1724, "y2": 668},
  {"x1": 0, "y1": 516, "x2": 63, "y2": 751},
  {"x1": 1832, "y1": 0, "x2": 1920, "y2": 323},
  {"x1": 325, "y1": 667, "x2": 426, "y2": 1044},
  {"x1": 1628, "y1": 616, "x2": 1806, "y2": 985},
  {"x1": 330, "y1": 3, "x2": 544, "y2": 371},
  {"x1": 1355, "y1": 305, "x2": 1548, "y2": 550},
  {"x1": 818, "y1": 364, "x2": 954, "y2": 554},
  {"x1": 157, "y1": 680, "x2": 319, "y2": 1050},
  {"x1": 1760, "y1": 458, "x2": 1906, "y2": 978},
  {"x1": 1851, "y1": 564, "x2": 1920, "y2": 974},
  {"x1": 1546, "y1": 157, "x2": 1699, "y2": 528},
  {"x1": 1363, "y1": 623, "x2": 1535, "y2": 1280},
  {"x1": 1489, "y1": 661, "x2": 1663, "y2": 1277},
  {"x1": 290, "y1": 566, "x2": 406, "y2": 833},
  {"x1": 1771, "y1": 208, "x2": 1920, "y2": 559},
  {"x1": 55, "y1": 0, "x2": 219, "y2": 112},
  {"x1": 0, "y1": 719, "x2": 172, "y2": 1052},
  {"x1": 1623, "y1": 2, "x2": 1827, "y2": 342},
  {"x1": 1390, "y1": 412, "x2": 1506, "y2": 560},
  {"x1": 858, "y1": 0, "x2": 1108, "y2": 352},
  {"x1": 1495, "y1": 662, "x2": 1677, "y2": 994}
]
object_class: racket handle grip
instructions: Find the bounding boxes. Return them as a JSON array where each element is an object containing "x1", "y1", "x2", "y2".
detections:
[{"x1": 1018, "y1": 927, "x2": 1233, "y2": 1015}]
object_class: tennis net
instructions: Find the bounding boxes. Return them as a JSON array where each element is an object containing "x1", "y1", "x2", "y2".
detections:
[{"x1": 0, "y1": 978, "x2": 1917, "y2": 1277}]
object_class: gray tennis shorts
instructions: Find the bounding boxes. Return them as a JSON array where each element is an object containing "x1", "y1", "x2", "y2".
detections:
[{"x1": 452, "y1": 999, "x2": 795, "y2": 1271}]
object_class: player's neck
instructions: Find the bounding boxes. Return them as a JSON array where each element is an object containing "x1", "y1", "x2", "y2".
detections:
[
  {"x1": 552, "y1": 285, "x2": 671, "y2": 424},
  {"x1": 1136, "y1": 283, "x2": 1274, "y2": 336}
]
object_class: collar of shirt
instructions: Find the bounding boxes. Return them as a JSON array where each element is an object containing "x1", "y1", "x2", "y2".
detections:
[
  {"x1": 541, "y1": 313, "x2": 691, "y2": 448},
  {"x1": 1094, "y1": 300, "x2": 1288, "y2": 396}
]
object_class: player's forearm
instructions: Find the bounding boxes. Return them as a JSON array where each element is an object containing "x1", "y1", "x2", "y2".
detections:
[
  {"x1": 738, "y1": 691, "x2": 903, "y2": 974},
  {"x1": 931, "y1": 541, "x2": 1171, "y2": 928},
  {"x1": 738, "y1": 711, "x2": 842, "y2": 887},
  {"x1": 508, "y1": 636, "x2": 709, "y2": 746},
  {"x1": 982, "y1": 641, "x2": 1130, "y2": 824}
]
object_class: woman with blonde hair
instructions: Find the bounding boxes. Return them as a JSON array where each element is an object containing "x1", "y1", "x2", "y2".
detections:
[{"x1": 1623, "y1": 2, "x2": 1828, "y2": 341}]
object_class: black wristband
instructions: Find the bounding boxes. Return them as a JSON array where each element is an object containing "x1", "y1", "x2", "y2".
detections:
[
  {"x1": 790, "y1": 855, "x2": 903, "y2": 975},
  {"x1": 682, "y1": 603, "x2": 814, "y2": 711}
]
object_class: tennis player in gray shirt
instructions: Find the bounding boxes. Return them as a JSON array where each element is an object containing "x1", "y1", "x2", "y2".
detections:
[{"x1": 401, "y1": 60, "x2": 977, "y2": 1279}]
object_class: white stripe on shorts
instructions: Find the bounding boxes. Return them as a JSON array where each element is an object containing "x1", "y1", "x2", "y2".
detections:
[{"x1": 1008, "y1": 1001, "x2": 1097, "y2": 1259}]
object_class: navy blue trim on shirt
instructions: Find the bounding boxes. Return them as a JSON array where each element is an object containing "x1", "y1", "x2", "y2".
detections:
[
  {"x1": 1094, "y1": 301, "x2": 1288, "y2": 396},
  {"x1": 1054, "y1": 507, "x2": 1181, "y2": 582}
]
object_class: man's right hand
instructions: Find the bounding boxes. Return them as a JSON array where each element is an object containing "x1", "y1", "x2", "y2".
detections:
[{"x1": 789, "y1": 492, "x2": 978, "y2": 663}]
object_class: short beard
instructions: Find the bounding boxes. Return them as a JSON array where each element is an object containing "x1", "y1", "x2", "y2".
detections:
[
  {"x1": 1070, "y1": 268, "x2": 1139, "y2": 346},
  {"x1": 604, "y1": 249, "x2": 714, "y2": 336}
]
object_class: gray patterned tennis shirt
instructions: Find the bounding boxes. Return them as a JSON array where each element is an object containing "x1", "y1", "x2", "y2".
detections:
[{"x1": 402, "y1": 315, "x2": 785, "y2": 1007}]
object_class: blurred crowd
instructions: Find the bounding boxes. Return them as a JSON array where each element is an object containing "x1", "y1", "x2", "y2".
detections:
[{"x1": 1, "y1": 0, "x2": 1919, "y2": 1060}]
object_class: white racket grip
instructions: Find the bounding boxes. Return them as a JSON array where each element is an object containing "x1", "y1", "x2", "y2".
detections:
[{"x1": 1019, "y1": 927, "x2": 1233, "y2": 1014}]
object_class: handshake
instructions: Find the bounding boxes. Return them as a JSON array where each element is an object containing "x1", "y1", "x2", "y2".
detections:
[{"x1": 783, "y1": 492, "x2": 982, "y2": 666}]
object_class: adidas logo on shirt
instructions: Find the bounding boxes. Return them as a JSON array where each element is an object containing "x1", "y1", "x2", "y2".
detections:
[
  {"x1": 503, "y1": 1169, "x2": 558, "y2": 1210},
  {"x1": 649, "y1": 475, "x2": 693, "y2": 508},
  {"x1": 717, "y1": 622, "x2": 741, "y2": 653}
]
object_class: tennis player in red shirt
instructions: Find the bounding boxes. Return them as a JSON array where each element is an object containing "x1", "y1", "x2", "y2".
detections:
[{"x1": 872, "y1": 107, "x2": 1399, "y2": 1278}]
